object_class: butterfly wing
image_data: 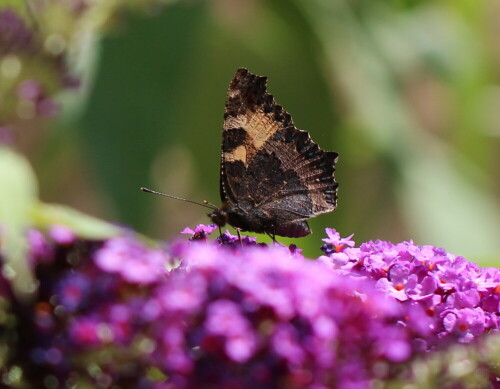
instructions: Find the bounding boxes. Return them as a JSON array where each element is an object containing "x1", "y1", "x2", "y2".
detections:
[
  {"x1": 220, "y1": 68, "x2": 293, "y2": 204},
  {"x1": 220, "y1": 68, "x2": 338, "y2": 237}
]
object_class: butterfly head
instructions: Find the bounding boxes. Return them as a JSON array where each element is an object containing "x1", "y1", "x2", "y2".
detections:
[{"x1": 208, "y1": 204, "x2": 229, "y2": 228}]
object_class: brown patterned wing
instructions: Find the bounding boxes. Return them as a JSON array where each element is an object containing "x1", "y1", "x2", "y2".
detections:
[
  {"x1": 258, "y1": 127, "x2": 338, "y2": 236},
  {"x1": 220, "y1": 68, "x2": 338, "y2": 237},
  {"x1": 220, "y1": 68, "x2": 294, "y2": 205}
]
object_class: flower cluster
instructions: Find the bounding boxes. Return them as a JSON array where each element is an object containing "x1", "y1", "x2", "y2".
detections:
[
  {"x1": 0, "y1": 224, "x2": 498, "y2": 388},
  {"x1": 0, "y1": 0, "x2": 188, "y2": 132},
  {"x1": 151, "y1": 243, "x2": 411, "y2": 389},
  {"x1": 3, "y1": 227, "x2": 172, "y2": 388},
  {"x1": 181, "y1": 223, "x2": 262, "y2": 248},
  {"x1": 0, "y1": 9, "x2": 34, "y2": 55},
  {"x1": 0, "y1": 8, "x2": 76, "y2": 128},
  {"x1": 320, "y1": 228, "x2": 500, "y2": 350}
]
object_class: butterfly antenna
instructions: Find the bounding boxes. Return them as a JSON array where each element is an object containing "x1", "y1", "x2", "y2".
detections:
[{"x1": 140, "y1": 187, "x2": 218, "y2": 211}]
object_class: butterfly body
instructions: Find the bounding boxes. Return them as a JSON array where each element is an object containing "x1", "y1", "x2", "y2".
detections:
[
  {"x1": 209, "y1": 199, "x2": 310, "y2": 238},
  {"x1": 211, "y1": 68, "x2": 339, "y2": 238}
]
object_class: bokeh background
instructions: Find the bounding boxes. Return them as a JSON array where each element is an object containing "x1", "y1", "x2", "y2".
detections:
[{"x1": 3, "y1": 0, "x2": 500, "y2": 262}]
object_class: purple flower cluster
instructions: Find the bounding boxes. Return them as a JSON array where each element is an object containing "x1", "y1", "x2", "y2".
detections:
[
  {"x1": 95, "y1": 235, "x2": 169, "y2": 284},
  {"x1": 0, "y1": 8, "x2": 78, "y2": 128},
  {"x1": 181, "y1": 224, "x2": 262, "y2": 248},
  {"x1": 1, "y1": 224, "x2": 498, "y2": 388},
  {"x1": 3, "y1": 227, "x2": 172, "y2": 387},
  {"x1": 0, "y1": 9, "x2": 34, "y2": 55},
  {"x1": 319, "y1": 228, "x2": 500, "y2": 349},
  {"x1": 150, "y1": 243, "x2": 411, "y2": 389}
]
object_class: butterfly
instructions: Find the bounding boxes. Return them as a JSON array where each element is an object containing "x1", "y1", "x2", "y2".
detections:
[
  {"x1": 143, "y1": 68, "x2": 338, "y2": 239},
  {"x1": 208, "y1": 68, "x2": 338, "y2": 238}
]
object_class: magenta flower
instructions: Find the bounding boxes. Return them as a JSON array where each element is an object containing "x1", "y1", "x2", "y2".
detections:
[
  {"x1": 441, "y1": 308, "x2": 486, "y2": 343},
  {"x1": 217, "y1": 229, "x2": 260, "y2": 247},
  {"x1": 48, "y1": 225, "x2": 76, "y2": 246},
  {"x1": 181, "y1": 224, "x2": 217, "y2": 240},
  {"x1": 94, "y1": 235, "x2": 169, "y2": 284},
  {"x1": 68, "y1": 317, "x2": 101, "y2": 346},
  {"x1": 27, "y1": 228, "x2": 54, "y2": 265},
  {"x1": 320, "y1": 229, "x2": 500, "y2": 350},
  {"x1": 322, "y1": 228, "x2": 355, "y2": 250},
  {"x1": 204, "y1": 299, "x2": 257, "y2": 362}
]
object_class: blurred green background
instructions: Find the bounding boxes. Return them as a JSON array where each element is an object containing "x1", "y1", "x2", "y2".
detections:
[{"x1": 6, "y1": 0, "x2": 500, "y2": 262}]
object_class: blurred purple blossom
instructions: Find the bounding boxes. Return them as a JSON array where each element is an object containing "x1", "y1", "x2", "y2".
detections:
[
  {"x1": 48, "y1": 225, "x2": 76, "y2": 246},
  {"x1": 1, "y1": 225, "x2": 498, "y2": 388},
  {"x1": 28, "y1": 228, "x2": 54, "y2": 265},
  {"x1": 94, "y1": 235, "x2": 169, "y2": 284},
  {"x1": 55, "y1": 272, "x2": 91, "y2": 312},
  {"x1": 151, "y1": 243, "x2": 411, "y2": 388},
  {"x1": 0, "y1": 7, "x2": 78, "y2": 128},
  {"x1": 0, "y1": 9, "x2": 34, "y2": 55},
  {"x1": 0, "y1": 126, "x2": 14, "y2": 144}
]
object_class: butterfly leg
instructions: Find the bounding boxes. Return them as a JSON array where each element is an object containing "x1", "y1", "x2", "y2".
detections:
[
  {"x1": 266, "y1": 231, "x2": 277, "y2": 244},
  {"x1": 236, "y1": 228, "x2": 243, "y2": 246}
]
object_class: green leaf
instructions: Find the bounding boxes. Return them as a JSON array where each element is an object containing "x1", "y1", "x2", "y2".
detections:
[
  {"x1": 0, "y1": 147, "x2": 37, "y2": 297},
  {"x1": 32, "y1": 203, "x2": 121, "y2": 240}
]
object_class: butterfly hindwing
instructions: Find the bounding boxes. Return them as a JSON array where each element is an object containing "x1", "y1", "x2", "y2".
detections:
[{"x1": 219, "y1": 68, "x2": 338, "y2": 238}]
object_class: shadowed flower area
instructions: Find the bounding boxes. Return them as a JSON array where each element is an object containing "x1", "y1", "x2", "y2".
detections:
[{"x1": 0, "y1": 225, "x2": 498, "y2": 388}]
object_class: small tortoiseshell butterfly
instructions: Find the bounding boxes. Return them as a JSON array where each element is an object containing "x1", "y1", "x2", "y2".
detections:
[{"x1": 143, "y1": 68, "x2": 338, "y2": 238}]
